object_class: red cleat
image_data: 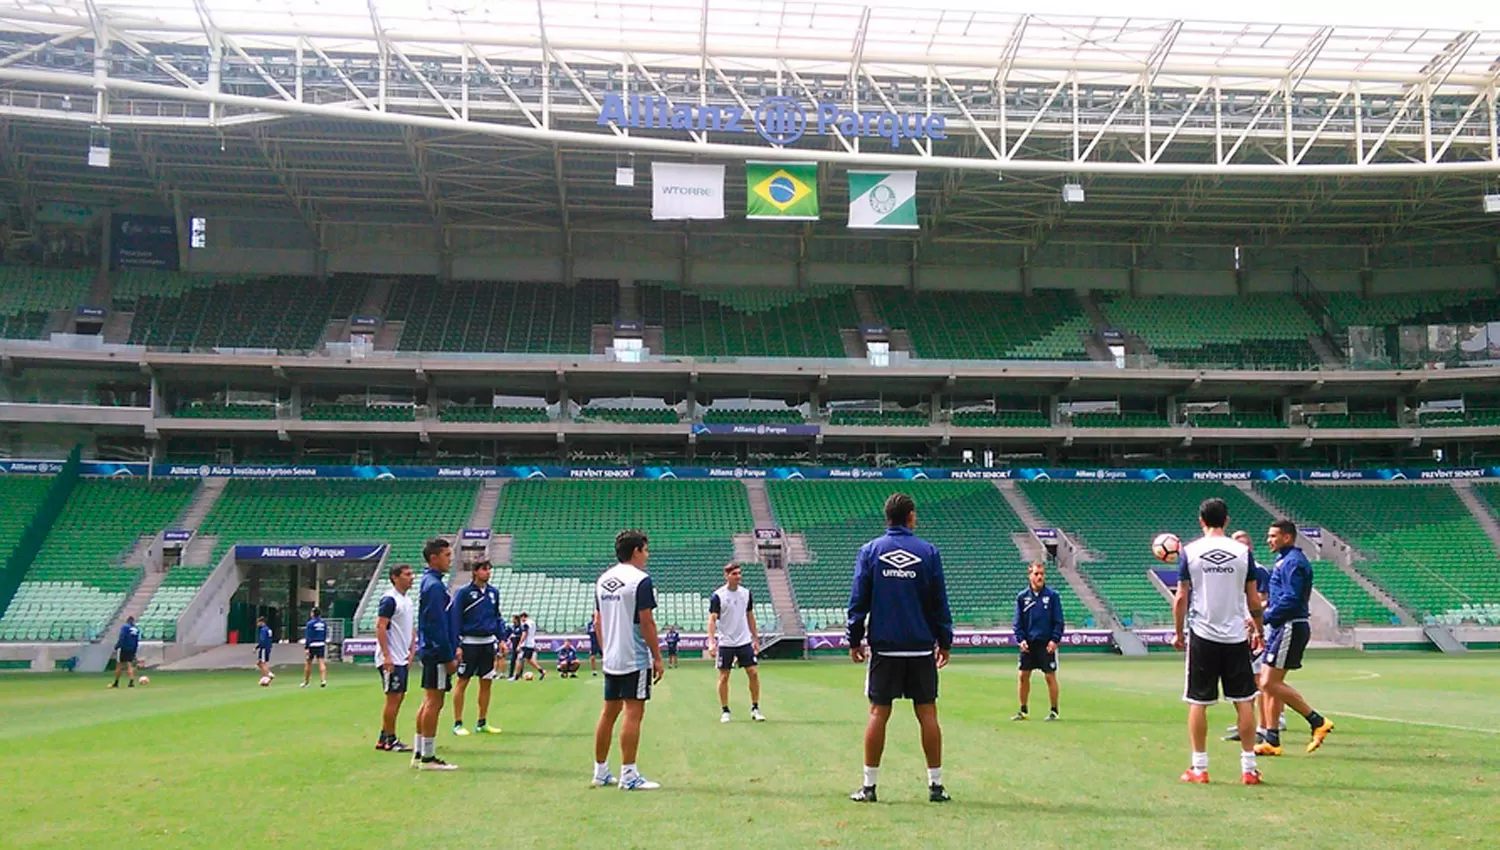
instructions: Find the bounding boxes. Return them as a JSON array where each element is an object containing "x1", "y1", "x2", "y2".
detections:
[
  {"x1": 1242, "y1": 770, "x2": 1263, "y2": 785},
  {"x1": 1179, "y1": 769, "x2": 1210, "y2": 784}
]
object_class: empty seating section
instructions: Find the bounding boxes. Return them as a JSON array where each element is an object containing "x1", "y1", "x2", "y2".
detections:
[
  {"x1": 767, "y1": 481, "x2": 1084, "y2": 627},
  {"x1": 829, "y1": 410, "x2": 928, "y2": 427},
  {"x1": 1310, "y1": 562, "x2": 1398, "y2": 626},
  {"x1": 1418, "y1": 409, "x2": 1500, "y2": 427},
  {"x1": 0, "y1": 266, "x2": 93, "y2": 339},
  {"x1": 577, "y1": 407, "x2": 680, "y2": 424},
  {"x1": 385, "y1": 280, "x2": 616, "y2": 354},
  {"x1": 1324, "y1": 290, "x2": 1500, "y2": 328},
  {"x1": 1019, "y1": 482, "x2": 1272, "y2": 626},
  {"x1": 137, "y1": 566, "x2": 215, "y2": 640},
  {"x1": 440, "y1": 406, "x2": 549, "y2": 423},
  {"x1": 1307, "y1": 412, "x2": 1397, "y2": 429},
  {"x1": 0, "y1": 479, "x2": 197, "y2": 641},
  {"x1": 304, "y1": 404, "x2": 415, "y2": 422},
  {"x1": 952, "y1": 410, "x2": 1049, "y2": 428},
  {"x1": 1101, "y1": 295, "x2": 1321, "y2": 369},
  {"x1": 174, "y1": 402, "x2": 276, "y2": 420},
  {"x1": 640, "y1": 283, "x2": 856, "y2": 358},
  {"x1": 494, "y1": 481, "x2": 771, "y2": 630},
  {"x1": 701, "y1": 409, "x2": 805, "y2": 425},
  {"x1": 1259, "y1": 483, "x2": 1500, "y2": 619},
  {"x1": 867, "y1": 289, "x2": 1091, "y2": 361},
  {"x1": 126, "y1": 276, "x2": 364, "y2": 350},
  {"x1": 1188, "y1": 411, "x2": 1285, "y2": 428},
  {"x1": 1072, "y1": 411, "x2": 1170, "y2": 428},
  {"x1": 112, "y1": 270, "x2": 230, "y2": 305}
]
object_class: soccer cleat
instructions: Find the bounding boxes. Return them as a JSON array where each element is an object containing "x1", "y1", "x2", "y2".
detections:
[
  {"x1": 477, "y1": 722, "x2": 502, "y2": 735},
  {"x1": 1254, "y1": 741, "x2": 1282, "y2": 756},
  {"x1": 1242, "y1": 769, "x2": 1263, "y2": 785},
  {"x1": 1307, "y1": 719, "x2": 1335, "y2": 753},
  {"x1": 1178, "y1": 769, "x2": 1210, "y2": 784},
  {"x1": 320, "y1": 681, "x2": 327, "y2": 688},
  {"x1": 1044, "y1": 710, "x2": 1059, "y2": 722},
  {"x1": 453, "y1": 724, "x2": 470, "y2": 737},
  {"x1": 1009, "y1": 710, "x2": 1028, "y2": 721},
  {"x1": 539, "y1": 670, "x2": 546, "y2": 680},
  {"x1": 849, "y1": 786, "x2": 877, "y2": 803},
  {"x1": 300, "y1": 682, "x2": 308, "y2": 689},
  {"x1": 387, "y1": 739, "x2": 412, "y2": 753},
  {"x1": 127, "y1": 680, "x2": 134, "y2": 688},
  {"x1": 590, "y1": 772, "x2": 616, "y2": 788},
  {"x1": 929, "y1": 784, "x2": 951, "y2": 803},
  {"x1": 109, "y1": 682, "x2": 119, "y2": 689},
  {"x1": 619, "y1": 774, "x2": 660, "y2": 791},
  {"x1": 419, "y1": 757, "x2": 458, "y2": 771},
  {"x1": 751, "y1": 708, "x2": 767, "y2": 722},
  {"x1": 1223, "y1": 731, "x2": 1241, "y2": 742},
  {"x1": 720, "y1": 710, "x2": 732, "y2": 724}
]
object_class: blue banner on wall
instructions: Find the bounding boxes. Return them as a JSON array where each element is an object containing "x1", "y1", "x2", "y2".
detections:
[
  {"x1": 234, "y1": 544, "x2": 387, "y2": 562},
  {"x1": 691, "y1": 424, "x2": 821, "y2": 437},
  {"x1": 110, "y1": 214, "x2": 179, "y2": 271}
]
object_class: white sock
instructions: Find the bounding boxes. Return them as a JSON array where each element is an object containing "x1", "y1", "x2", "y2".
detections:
[
  {"x1": 594, "y1": 761, "x2": 609, "y2": 779},
  {"x1": 622, "y1": 762, "x2": 638, "y2": 778},
  {"x1": 863, "y1": 765, "x2": 879, "y2": 787},
  {"x1": 1191, "y1": 751, "x2": 1208, "y2": 772},
  {"x1": 1241, "y1": 750, "x2": 1258, "y2": 773},
  {"x1": 413, "y1": 735, "x2": 425, "y2": 756},
  {"x1": 424, "y1": 737, "x2": 437, "y2": 758},
  {"x1": 927, "y1": 767, "x2": 942, "y2": 786},
  {"x1": 1255, "y1": 727, "x2": 1266, "y2": 737}
]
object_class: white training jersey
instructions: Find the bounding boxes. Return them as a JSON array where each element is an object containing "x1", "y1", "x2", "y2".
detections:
[
  {"x1": 595, "y1": 563, "x2": 657, "y2": 675},
  {"x1": 1178, "y1": 535, "x2": 1254, "y2": 644},
  {"x1": 374, "y1": 588, "x2": 415, "y2": 666},
  {"x1": 709, "y1": 584, "x2": 755, "y2": 647},
  {"x1": 521, "y1": 619, "x2": 537, "y2": 649}
]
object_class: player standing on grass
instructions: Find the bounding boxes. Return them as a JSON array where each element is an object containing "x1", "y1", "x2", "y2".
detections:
[
  {"x1": 513, "y1": 612, "x2": 546, "y2": 680},
  {"x1": 1224, "y1": 530, "x2": 1277, "y2": 743},
  {"x1": 591, "y1": 530, "x2": 665, "y2": 791},
  {"x1": 506, "y1": 615, "x2": 524, "y2": 680},
  {"x1": 846, "y1": 493, "x2": 953, "y2": 804},
  {"x1": 1010, "y1": 561, "x2": 1064, "y2": 722},
  {"x1": 374, "y1": 564, "x2": 415, "y2": 753},
  {"x1": 1256, "y1": 520, "x2": 1335, "y2": 756},
  {"x1": 708, "y1": 564, "x2": 765, "y2": 723},
  {"x1": 109, "y1": 616, "x2": 140, "y2": 688},
  {"x1": 586, "y1": 617, "x2": 601, "y2": 676},
  {"x1": 450, "y1": 560, "x2": 503, "y2": 737},
  {"x1": 414, "y1": 538, "x2": 459, "y2": 770},
  {"x1": 255, "y1": 616, "x2": 275, "y2": 682},
  {"x1": 665, "y1": 625, "x2": 681, "y2": 668},
  {"x1": 1172, "y1": 498, "x2": 1265, "y2": 785},
  {"x1": 301, "y1": 607, "x2": 329, "y2": 688}
]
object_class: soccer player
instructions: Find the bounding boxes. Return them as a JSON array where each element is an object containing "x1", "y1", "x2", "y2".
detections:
[
  {"x1": 846, "y1": 493, "x2": 953, "y2": 804},
  {"x1": 450, "y1": 559, "x2": 503, "y2": 737},
  {"x1": 557, "y1": 640, "x2": 581, "y2": 677},
  {"x1": 591, "y1": 529, "x2": 666, "y2": 791},
  {"x1": 301, "y1": 607, "x2": 329, "y2": 688},
  {"x1": 1224, "y1": 530, "x2": 1276, "y2": 743},
  {"x1": 413, "y1": 538, "x2": 459, "y2": 770},
  {"x1": 586, "y1": 617, "x2": 601, "y2": 676},
  {"x1": 505, "y1": 614, "x2": 524, "y2": 680},
  {"x1": 709, "y1": 564, "x2": 765, "y2": 723},
  {"x1": 665, "y1": 625, "x2": 681, "y2": 669},
  {"x1": 513, "y1": 612, "x2": 546, "y2": 681},
  {"x1": 1010, "y1": 561, "x2": 1064, "y2": 722},
  {"x1": 255, "y1": 616, "x2": 275, "y2": 682},
  {"x1": 1172, "y1": 498, "x2": 1265, "y2": 785},
  {"x1": 110, "y1": 615, "x2": 141, "y2": 688},
  {"x1": 374, "y1": 563, "x2": 415, "y2": 753},
  {"x1": 1256, "y1": 519, "x2": 1335, "y2": 756}
]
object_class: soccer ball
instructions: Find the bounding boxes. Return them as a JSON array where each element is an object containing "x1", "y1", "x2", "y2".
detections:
[
  {"x1": 137, "y1": 676, "x2": 149, "y2": 686},
  {"x1": 523, "y1": 671, "x2": 535, "y2": 681},
  {"x1": 1152, "y1": 532, "x2": 1181, "y2": 563},
  {"x1": 258, "y1": 675, "x2": 272, "y2": 687}
]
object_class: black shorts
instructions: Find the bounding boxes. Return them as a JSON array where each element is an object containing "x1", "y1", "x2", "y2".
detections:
[
  {"x1": 457, "y1": 642, "x2": 497, "y2": 679},
  {"x1": 1018, "y1": 642, "x2": 1057, "y2": 673},
  {"x1": 1184, "y1": 633, "x2": 1258, "y2": 705},
  {"x1": 117, "y1": 649, "x2": 137, "y2": 664},
  {"x1": 716, "y1": 643, "x2": 757, "y2": 670},
  {"x1": 1263, "y1": 621, "x2": 1311, "y2": 671},
  {"x1": 420, "y1": 658, "x2": 453, "y2": 692},
  {"x1": 666, "y1": 644, "x2": 679, "y2": 657},
  {"x1": 379, "y1": 664, "x2": 409, "y2": 694},
  {"x1": 520, "y1": 646, "x2": 536, "y2": 660},
  {"x1": 256, "y1": 647, "x2": 271, "y2": 664},
  {"x1": 603, "y1": 669, "x2": 652, "y2": 702},
  {"x1": 866, "y1": 653, "x2": 939, "y2": 706},
  {"x1": 589, "y1": 639, "x2": 601, "y2": 657},
  {"x1": 306, "y1": 645, "x2": 326, "y2": 660}
]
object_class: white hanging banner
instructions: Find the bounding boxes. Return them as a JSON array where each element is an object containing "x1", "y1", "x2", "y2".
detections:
[{"x1": 651, "y1": 162, "x2": 725, "y2": 220}]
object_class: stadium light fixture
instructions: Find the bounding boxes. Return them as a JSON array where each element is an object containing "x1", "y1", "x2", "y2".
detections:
[
  {"x1": 87, "y1": 125, "x2": 110, "y2": 168},
  {"x1": 616, "y1": 153, "x2": 636, "y2": 187},
  {"x1": 1062, "y1": 182, "x2": 1085, "y2": 203},
  {"x1": 1483, "y1": 194, "x2": 1500, "y2": 214}
]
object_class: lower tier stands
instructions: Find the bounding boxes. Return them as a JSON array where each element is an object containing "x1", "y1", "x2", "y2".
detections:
[
  {"x1": 701, "y1": 409, "x2": 805, "y2": 425},
  {"x1": 829, "y1": 410, "x2": 928, "y2": 427},
  {"x1": 137, "y1": 566, "x2": 216, "y2": 641},
  {"x1": 1310, "y1": 561, "x2": 1400, "y2": 626},
  {"x1": 440, "y1": 406, "x2": 549, "y2": 423},
  {"x1": 303, "y1": 404, "x2": 415, "y2": 422},
  {"x1": 952, "y1": 410, "x2": 1049, "y2": 428},
  {"x1": 577, "y1": 407, "x2": 681, "y2": 425}
]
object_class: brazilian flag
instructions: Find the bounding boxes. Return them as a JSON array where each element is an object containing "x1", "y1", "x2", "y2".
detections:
[{"x1": 745, "y1": 161, "x2": 819, "y2": 220}]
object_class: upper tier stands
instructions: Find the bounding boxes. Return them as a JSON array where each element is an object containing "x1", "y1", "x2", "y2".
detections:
[
  {"x1": 639, "y1": 283, "x2": 857, "y2": 358},
  {"x1": 125, "y1": 276, "x2": 364, "y2": 350},
  {"x1": 0, "y1": 266, "x2": 93, "y2": 340},
  {"x1": 385, "y1": 279, "x2": 617, "y2": 354},
  {"x1": 1257, "y1": 483, "x2": 1500, "y2": 619},
  {"x1": 766, "y1": 480, "x2": 1086, "y2": 628},
  {"x1": 440, "y1": 406, "x2": 549, "y2": 423},
  {"x1": 1325, "y1": 290, "x2": 1500, "y2": 328},
  {"x1": 0, "y1": 479, "x2": 196, "y2": 641},
  {"x1": 1018, "y1": 481, "x2": 1273, "y2": 626},
  {"x1": 829, "y1": 410, "x2": 928, "y2": 427},
  {"x1": 1100, "y1": 294, "x2": 1322, "y2": 370},
  {"x1": 866, "y1": 289, "x2": 1092, "y2": 361},
  {"x1": 952, "y1": 410, "x2": 1050, "y2": 428},
  {"x1": 577, "y1": 407, "x2": 680, "y2": 424},
  {"x1": 701, "y1": 408, "x2": 805, "y2": 425}
]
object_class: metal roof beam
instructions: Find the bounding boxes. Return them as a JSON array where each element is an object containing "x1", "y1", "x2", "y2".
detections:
[
  {"x1": 553, "y1": 145, "x2": 572, "y2": 282},
  {"x1": 401, "y1": 125, "x2": 445, "y2": 230},
  {"x1": 248, "y1": 126, "x2": 320, "y2": 237},
  {"x1": 0, "y1": 29, "x2": 89, "y2": 70}
]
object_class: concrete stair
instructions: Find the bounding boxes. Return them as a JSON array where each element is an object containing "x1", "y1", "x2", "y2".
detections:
[
  {"x1": 887, "y1": 328, "x2": 914, "y2": 356},
  {"x1": 319, "y1": 319, "x2": 348, "y2": 347},
  {"x1": 783, "y1": 533, "x2": 812, "y2": 564},
  {"x1": 373, "y1": 320, "x2": 404, "y2": 350},
  {"x1": 1078, "y1": 291, "x2": 1113, "y2": 333},
  {"x1": 1452, "y1": 482, "x2": 1500, "y2": 556},
  {"x1": 643, "y1": 326, "x2": 665, "y2": 355},
  {"x1": 763, "y1": 564, "x2": 805, "y2": 639},
  {"x1": 993, "y1": 481, "x2": 1117, "y2": 629},
  {"x1": 76, "y1": 571, "x2": 166, "y2": 672},
  {"x1": 177, "y1": 477, "x2": 227, "y2": 529},
  {"x1": 732, "y1": 533, "x2": 758, "y2": 563},
  {"x1": 467, "y1": 480, "x2": 503, "y2": 530},
  {"x1": 839, "y1": 328, "x2": 865, "y2": 359},
  {"x1": 1307, "y1": 333, "x2": 1344, "y2": 368},
  {"x1": 101, "y1": 310, "x2": 134, "y2": 344},
  {"x1": 742, "y1": 480, "x2": 777, "y2": 527},
  {"x1": 591, "y1": 323, "x2": 614, "y2": 355},
  {"x1": 357, "y1": 277, "x2": 395, "y2": 318},
  {"x1": 851, "y1": 289, "x2": 881, "y2": 326}
]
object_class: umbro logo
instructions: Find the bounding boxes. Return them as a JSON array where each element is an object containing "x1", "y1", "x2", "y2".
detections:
[
  {"x1": 1200, "y1": 548, "x2": 1239, "y2": 566},
  {"x1": 600, "y1": 577, "x2": 625, "y2": 593},
  {"x1": 878, "y1": 549, "x2": 923, "y2": 570}
]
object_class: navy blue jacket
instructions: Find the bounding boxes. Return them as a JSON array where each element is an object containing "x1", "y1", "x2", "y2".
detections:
[
  {"x1": 665, "y1": 629, "x2": 680, "y2": 648},
  {"x1": 557, "y1": 646, "x2": 578, "y2": 665},
  {"x1": 116, "y1": 623, "x2": 140, "y2": 653},
  {"x1": 1251, "y1": 564, "x2": 1271, "y2": 598},
  {"x1": 417, "y1": 567, "x2": 458, "y2": 663},
  {"x1": 256, "y1": 624, "x2": 273, "y2": 650},
  {"x1": 450, "y1": 582, "x2": 502, "y2": 640},
  {"x1": 847, "y1": 527, "x2": 953, "y2": 653},
  {"x1": 1266, "y1": 545, "x2": 1313, "y2": 626},
  {"x1": 1013, "y1": 585, "x2": 1065, "y2": 645},
  {"x1": 304, "y1": 617, "x2": 328, "y2": 648}
]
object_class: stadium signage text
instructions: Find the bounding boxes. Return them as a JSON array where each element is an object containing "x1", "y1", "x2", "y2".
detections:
[
  {"x1": 692, "y1": 424, "x2": 821, "y2": 437},
  {"x1": 808, "y1": 630, "x2": 1116, "y2": 650},
  {"x1": 460, "y1": 528, "x2": 492, "y2": 541},
  {"x1": 163, "y1": 530, "x2": 193, "y2": 542},
  {"x1": 235, "y1": 544, "x2": 387, "y2": 562},
  {"x1": 596, "y1": 94, "x2": 947, "y2": 149},
  {"x1": 1299, "y1": 527, "x2": 1323, "y2": 539},
  {"x1": 754, "y1": 527, "x2": 783, "y2": 541},
  {"x1": 1031, "y1": 528, "x2": 1058, "y2": 541}
]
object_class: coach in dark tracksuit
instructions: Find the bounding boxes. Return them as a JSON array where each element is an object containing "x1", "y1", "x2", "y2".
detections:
[
  {"x1": 846, "y1": 492, "x2": 954, "y2": 805},
  {"x1": 1011, "y1": 561, "x2": 1065, "y2": 722}
]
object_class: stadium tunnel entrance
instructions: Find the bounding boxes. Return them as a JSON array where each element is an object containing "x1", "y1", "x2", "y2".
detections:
[{"x1": 227, "y1": 544, "x2": 387, "y2": 649}]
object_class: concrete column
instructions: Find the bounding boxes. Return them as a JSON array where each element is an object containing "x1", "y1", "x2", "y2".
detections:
[
  {"x1": 1048, "y1": 395, "x2": 1061, "y2": 426},
  {"x1": 929, "y1": 391, "x2": 941, "y2": 424},
  {"x1": 290, "y1": 384, "x2": 302, "y2": 419}
]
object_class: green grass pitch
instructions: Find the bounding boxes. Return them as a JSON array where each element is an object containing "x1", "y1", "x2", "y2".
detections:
[{"x1": 2, "y1": 652, "x2": 1496, "y2": 849}]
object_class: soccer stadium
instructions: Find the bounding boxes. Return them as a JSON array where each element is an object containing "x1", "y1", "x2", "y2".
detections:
[{"x1": 0, "y1": 0, "x2": 1497, "y2": 845}]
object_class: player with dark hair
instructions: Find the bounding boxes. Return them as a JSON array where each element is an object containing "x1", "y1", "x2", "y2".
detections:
[
  {"x1": 1256, "y1": 519, "x2": 1334, "y2": 756},
  {"x1": 254, "y1": 616, "x2": 275, "y2": 682},
  {"x1": 557, "y1": 640, "x2": 581, "y2": 677},
  {"x1": 665, "y1": 625, "x2": 681, "y2": 669},
  {"x1": 512, "y1": 612, "x2": 546, "y2": 681},
  {"x1": 506, "y1": 614, "x2": 524, "y2": 680},
  {"x1": 1173, "y1": 498, "x2": 1265, "y2": 785},
  {"x1": 374, "y1": 564, "x2": 415, "y2": 753},
  {"x1": 110, "y1": 616, "x2": 141, "y2": 688},
  {"x1": 586, "y1": 616, "x2": 602, "y2": 676},
  {"x1": 1010, "y1": 561, "x2": 1064, "y2": 722},
  {"x1": 591, "y1": 529, "x2": 665, "y2": 791},
  {"x1": 414, "y1": 538, "x2": 458, "y2": 770},
  {"x1": 709, "y1": 563, "x2": 764, "y2": 723},
  {"x1": 847, "y1": 492, "x2": 953, "y2": 804},
  {"x1": 301, "y1": 607, "x2": 329, "y2": 688},
  {"x1": 451, "y1": 560, "x2": 503, "y2": 737}
]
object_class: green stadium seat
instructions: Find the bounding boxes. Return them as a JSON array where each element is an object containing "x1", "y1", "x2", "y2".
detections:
[
  {"x1": 864, "y1": 289, "x2": 1092, "y2": 361},
  {"x1": 123, "y1": 275, "x2": 364, "y2": 351},
  {"x1": 1101, "y1": 294, "x2": 1321, "y2": 370},
  {"x1": 385, "y1": 279, "x2": 616, "y2": 354},
  {"x1": 639, "y1": 282, "x2": 857, "y2": 358},
  {"x1": 0, "y1": 266, "x2": 94, "y2": 340}
]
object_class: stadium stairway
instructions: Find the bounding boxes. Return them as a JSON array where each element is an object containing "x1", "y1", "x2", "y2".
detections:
[
  {"x1": 740, "y1": 480, "x2": 805, "y2": 639},
  {"x1": 993, "y1": 481, "x2": 1119, "y2": 631},
  {"x1": 1451, "y1": 482, "x2": 1500, "y2": 563}
]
